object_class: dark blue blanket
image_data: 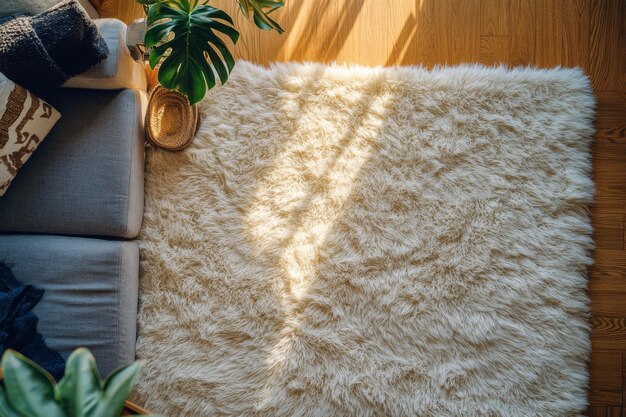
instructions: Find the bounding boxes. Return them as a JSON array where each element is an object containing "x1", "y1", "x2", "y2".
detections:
[{"x1": 0, "y1": 262, "x2": 65, "y2": 380}]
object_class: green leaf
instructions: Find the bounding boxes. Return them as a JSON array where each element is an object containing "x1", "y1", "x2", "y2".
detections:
[
  {"x1": 57, "y1": 348, "x2": 102, "y2": 417},
  {"x1": 90, "y1": 362, "x2": 142, "y2": 417},
  {"x1": 0, "y1": 388, "x2": 21, "y2": 417},
  {"x1": 1, "y1": 350, "x2": 65, "y2": 417},
  {"x1": 237, "y1": 0, "x2": 285, "y2": 33},
  {"x1": 145, "y1": 0, "x2": 239, "y2": 104}
]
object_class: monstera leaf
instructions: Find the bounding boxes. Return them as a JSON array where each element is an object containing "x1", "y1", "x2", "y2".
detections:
[
  {"x1": 145, "y1": 0, "x2": 240, "y2": 104},
  {"x1": 237, "y1": 0, "x2": 284, "y2": 33}
]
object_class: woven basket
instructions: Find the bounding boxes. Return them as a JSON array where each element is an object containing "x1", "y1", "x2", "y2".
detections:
[{"x1": 145, "y1": 86, "x2": 199, "y2": 151}]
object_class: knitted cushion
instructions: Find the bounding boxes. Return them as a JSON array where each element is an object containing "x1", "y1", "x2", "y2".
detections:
[
  {"x1": 0, "y1": 0, "x2": 108, "y2": 94},
  {"x1": 0, "y1": 72, "x2": 61, "y2": 196},
  {"x1": 0, "y1": 0, "x2": 65, "y2": 17},
  {"x1": 0, "y1": 0, "x2": 98, "y2": 19}
]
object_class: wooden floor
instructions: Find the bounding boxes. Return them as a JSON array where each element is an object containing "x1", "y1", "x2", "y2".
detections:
[{"x1": 117, "y1": 0, "x2": 626, "y2": 414}]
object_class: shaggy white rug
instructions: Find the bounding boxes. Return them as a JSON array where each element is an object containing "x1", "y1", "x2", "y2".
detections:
[{"x1": 135, "y1": 62, "x2": 595, "y2": 417}]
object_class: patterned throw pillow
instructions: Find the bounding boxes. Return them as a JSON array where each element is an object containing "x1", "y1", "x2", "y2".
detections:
[{"x1": 0, "y1": 73, "x2": 61, "y2": 196}]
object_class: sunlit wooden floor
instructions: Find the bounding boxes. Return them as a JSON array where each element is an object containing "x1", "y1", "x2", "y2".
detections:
[{"x1": 116, "y1": 0, "x2": 626, "y2": 414}]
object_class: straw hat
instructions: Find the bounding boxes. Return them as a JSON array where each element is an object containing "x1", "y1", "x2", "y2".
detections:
[{"x1": 145, "y1": 86, "x2": 199, "y2": 151}]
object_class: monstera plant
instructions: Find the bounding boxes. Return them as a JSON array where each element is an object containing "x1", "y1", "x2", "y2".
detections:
[
  {"x1": 0, "y1": 348, "x2": 154, "y2": 417},
  {"x1": 138, "y1": 0, "x2": 285, "y2": 104}
]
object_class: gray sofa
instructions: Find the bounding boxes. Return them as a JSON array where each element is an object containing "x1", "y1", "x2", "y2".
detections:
[{"x1": 0, "y1": 18, "x2": 146, "y2": 377}]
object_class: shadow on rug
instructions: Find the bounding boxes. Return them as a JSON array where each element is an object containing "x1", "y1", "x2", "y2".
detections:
[{"x1": 135, "y1": 62, "x2": 595, "y2": 417}]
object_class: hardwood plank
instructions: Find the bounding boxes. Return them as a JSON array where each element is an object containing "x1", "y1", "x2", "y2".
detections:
[
  {"x1": 591, "y1": 252, "x2": 626, "y2": 321},
  {"x1": 588, "y1": 406, "x2": 606, "y2": 417},
  {"x1": 590, "y1": 0, "x2": 625, "y2": 92},
  {"x1": 414, "y1": 0, "x2": 481, "y2": 67},
  {"x1": 449, "y1": 0, "x2": 481, "y2": 64},
  {"x1": 481, "y1": 0, "x2": 510, "y2": 36},
  {"x1": 508, "y1": 0, "x2": 535, "y2": 66},
  {"x1": 592, "y1": 316, "x2": 626, "y2": 351},
  {"x1": 593, "y1": 143, "x2": 626, "y2": 213},
  {"x1": 280, "y1": 1, "x2": 321, "y2": 62},
  {"x1": 479, "y1": 36, "x2": 510, "y2": 65},
  {"x1": 596, "y1": 92, "x2": 626, "y2": 144},
  {"x1": 593, "y1": 405, "x2": 625, "y2": 417},
  {"x1": 590, "y1": 350, "x2": 623, "y2": 406},
  {"x1": 335, "y1": 0, "x2": 388, "y2": 65},
  {"x1": 316, "y1": 0, "x2": 365, "y2": 63},
  {"x1": 620, "y1": 0, "x2": 626, "y2": 94},
  {"x1": 621, "y1": 352, "x2": 624, "y2": 416},
  {"x1": 535, "y1": 0, "x2": 590, "y2": 69},
  {"x1": 94, "y1": 0, "x2": 117, "y2": 18},
  {"x1": 387, "y1": 1, "x2": 418, "y2": 65},
  {"x1": 412, "y1": 0, "x2": 442, "y2": 67},
  {"x1": 116, "y1": 1, "x2": 143, "y2": 24},
  {"x1": 255, "y1": 2, "x2": 292, "y2": 64},
  {"x1": 590, "y1": 249, "x2": 626, "y2": 288},
  {"x1": 594, "y1": 213, "x2": 625, "y2": 250},
  {"x1": 592, "y1": 295, "x2": 626, "y2": 317}
]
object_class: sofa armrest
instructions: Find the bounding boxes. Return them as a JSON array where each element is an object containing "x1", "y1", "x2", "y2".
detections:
[
  {"x1": 63, "y1": 19, "x2": 147, "y2": 91},
  {"x1": 79, "y1": 0, "x2": 99, "y2": 18}
]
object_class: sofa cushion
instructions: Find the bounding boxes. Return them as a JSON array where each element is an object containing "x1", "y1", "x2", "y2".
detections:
[
  {"x1": 0, "y1": 88, "x2": 146, "y2": 238},
  {"x1": 64, "y1": 19, "x2": 147, "y2": 91},
  {"x1": 0, "y1": 234, "x2": 139, "y2": 377}
]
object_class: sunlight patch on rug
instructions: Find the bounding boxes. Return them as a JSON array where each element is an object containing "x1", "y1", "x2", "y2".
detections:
[{"x1": 135, "y1": 62, "x2": 595, "y2": 417}]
